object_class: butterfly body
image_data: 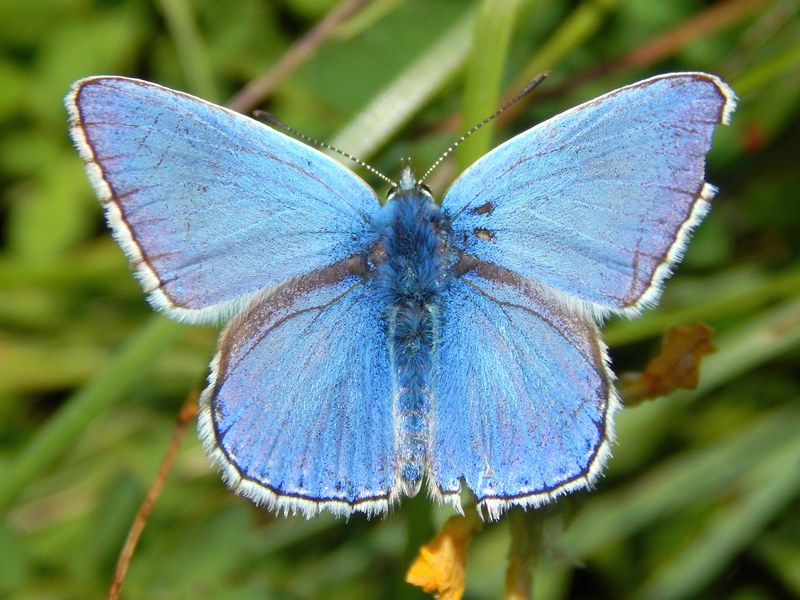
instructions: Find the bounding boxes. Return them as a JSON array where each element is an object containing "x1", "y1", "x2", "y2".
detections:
[
  {"x1": 66, "y1": 72, "x2": 736, "y2": 519},
  {"x1": 369, "y1": 167, "x2": 463, "y2": 495}
]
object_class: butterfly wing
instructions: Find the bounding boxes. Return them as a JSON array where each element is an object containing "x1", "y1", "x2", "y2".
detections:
[
  {"x1": 431, "y1": 260, "x2": 618, "y2": 519},
  {"x1": 66, "y1": 76, "x2": 378, "y2": 323},
  {"x1": 198, "y1": 258, "x2": 396, "y2": 517},
  {"x1": 442, "y1": 72, "x2": 736, "y2": 315}
]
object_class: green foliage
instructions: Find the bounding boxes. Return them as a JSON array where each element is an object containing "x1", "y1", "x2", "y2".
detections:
[{"x1": 1, "y1": 0, "x2": 799, "y2": 598}]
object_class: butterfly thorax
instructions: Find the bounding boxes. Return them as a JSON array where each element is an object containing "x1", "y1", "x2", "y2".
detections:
[{"x1": 368, "y1": 170, "x2": 455, "y2": 496}]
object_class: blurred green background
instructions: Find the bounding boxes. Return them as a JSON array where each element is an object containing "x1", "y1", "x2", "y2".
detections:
[{"x1": 1, "y1": 0, "x2": 799, "y2": 598}]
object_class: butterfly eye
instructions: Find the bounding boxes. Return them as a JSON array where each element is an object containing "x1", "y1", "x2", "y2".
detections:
[{"x1": 386, "y1": 186, "x2": 399, "y2": 200}]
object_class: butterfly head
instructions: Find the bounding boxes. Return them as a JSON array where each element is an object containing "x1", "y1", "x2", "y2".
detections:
[
  {"x1": 387, "y1": 160, "x2": 433, "y2": 203},
  {"x1": 398, "y1": 161, "x2": 417, "y2": 191}
]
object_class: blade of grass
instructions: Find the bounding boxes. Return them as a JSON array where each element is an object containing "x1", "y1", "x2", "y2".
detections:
[
  {"x1": 617, "y1": 0, "x2": 772, "y2": 70},
  {"x1": 227, "y1": 0, "x2": 370, "y2": 113},
  {"x1": 504, "y1": 509, "x2": 544, "y2": 600},
  {"x1": 611, "y1": 293, "x2": 800, "y2": 469},
  {"x1": 515, "y1": 0, "x2": 618, "y2": 87},
  {"x1": 557, "y1": 295, "x2": 800, "y2": 554},
  {"x1": 458, "y1": 0, "x2": 524, "y2": 171},
  {"x1": 683, "y1": 294, "x2": 800, "y2": 395},
  {"x1": 0, "y1": 316, "x2": 186, "y2": 512},
  {"x1": 562, "y1": 405, "x2": 800, "y2": 557},
  {"x1": 329, "y1": 8, "x2": 476, "y2": 162},
  {"x1": 157, "y1": 0, "x2": 219, "y2": 101},
  {"x1": 733, "y1": 41, "x2": 800, "y2": 96},
  {"x1": 634, "y1": 428, "x2": 800, "y2": 600},
  {"x1": 605, "y1": 264, "x2": 800, "y2": 347},
  {"x1": 533, "y1": 0, "x2": 771, "y2": 103},
  {"x1": 108, "y1": 394, "x2": 198, "y2": 600}
]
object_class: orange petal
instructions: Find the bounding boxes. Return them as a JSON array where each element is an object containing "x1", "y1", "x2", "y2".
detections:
[
  {"x1": 406, "y1": 509, "x2": 482, "y2": 599},
  {"x1": 620, "y1": 324, "x2": 716, "y2": 405}
]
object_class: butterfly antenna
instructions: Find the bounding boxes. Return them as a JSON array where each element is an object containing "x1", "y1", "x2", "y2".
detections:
[
  {"x1": 254, "y1": 111, "x2": 397, "y2": 187},
  {"x1": 418, "y1": 72, "x2": 550, "y2": 185}
]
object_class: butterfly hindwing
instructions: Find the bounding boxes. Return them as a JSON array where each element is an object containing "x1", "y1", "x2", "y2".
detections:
[
  {"x1": 66, "y1": 76, "x2": 379, "y2": 323},
  {"x1": 442, "y1": 72, "x2": 736, "y2": 316},
  {"x1": 431, "y1": 259, "x2": 618, "y2": 519},
  {"x1": 198, "y1": 259, "x2": 397, "y2": 517}
]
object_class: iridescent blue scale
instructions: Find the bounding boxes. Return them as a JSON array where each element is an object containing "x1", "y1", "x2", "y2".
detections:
[{"x1": 66, "y1": 72, "x2": 736, "y2": 519}]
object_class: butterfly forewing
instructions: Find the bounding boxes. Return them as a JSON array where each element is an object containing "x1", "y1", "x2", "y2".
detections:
[
  {"x1": 67, "y1": 77, "x2": 379, "y2": 324},
  {"x1": 442, "y1": 73, "x2": 736, "y2": 317}
]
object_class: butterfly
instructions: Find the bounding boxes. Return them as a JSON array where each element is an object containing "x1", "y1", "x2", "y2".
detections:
[{"x1": 66, "y1": 72, "x2": 735, "y2": 520}]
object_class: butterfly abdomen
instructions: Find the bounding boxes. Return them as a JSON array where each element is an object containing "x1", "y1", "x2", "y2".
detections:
[{"x1": 372, "y1": 190, "x2": 452, "y2": 495}]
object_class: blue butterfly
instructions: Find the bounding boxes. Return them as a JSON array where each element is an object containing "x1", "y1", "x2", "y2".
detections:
[{"x1": 66, "y1": 72, "x2": 735, "y2": 519}]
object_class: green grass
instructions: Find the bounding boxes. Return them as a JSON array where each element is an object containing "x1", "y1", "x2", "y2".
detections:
[{"x1": 1, "y1": 0, "x2": 799, "y2": 598}]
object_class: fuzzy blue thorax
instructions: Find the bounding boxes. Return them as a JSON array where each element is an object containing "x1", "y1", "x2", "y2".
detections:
[{"x1": 370, "y1": 167, "x2": 454, "y2": 495}]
